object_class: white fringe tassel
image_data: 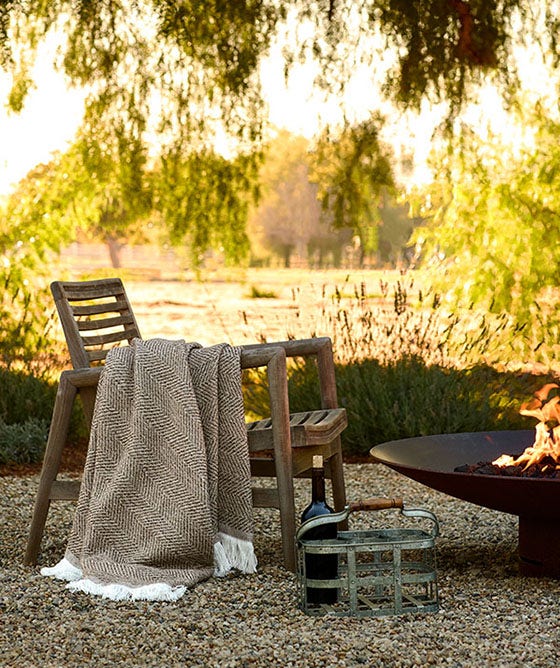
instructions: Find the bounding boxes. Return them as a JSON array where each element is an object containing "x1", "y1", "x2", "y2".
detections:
[
  {"x1": 41, "y1": 558, "x2": 187, "y2": 601},
  {"x1": 214, "y1": 532, "x2": 257, "y2": 577},
  {"x1": 66, "y1": 579, "x2": 187, "y2": 602},
  {"x1": 41, "y1": 557, "x2": 82, "y2": 582},
  {"x1": 41, "y1": 535, "x2": 257, "y2": 600}
]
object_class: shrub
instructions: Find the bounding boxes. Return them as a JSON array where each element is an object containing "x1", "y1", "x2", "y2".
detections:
[
  {"x1": 0, "y1": 366, "x2": 87, "y2": 465},
  {"x1": 0, "y1": 418, "x2": 49, "y2": 464},
  {"x1": 242, "y1": 274, "x2": 556, "y2": 458},
  {"x1": 0, "y1": 367, "x2": 57, "y2": 425},
  {"x1": 247, "y1": 285, "x2": 277, "y2": 299}
]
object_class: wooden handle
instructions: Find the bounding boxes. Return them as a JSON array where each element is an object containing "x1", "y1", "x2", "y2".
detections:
[{"x1": 348, "y1": 497, "x2": 404, "y2": 513}]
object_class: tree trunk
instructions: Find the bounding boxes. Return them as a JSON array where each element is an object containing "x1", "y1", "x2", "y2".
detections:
[{"x1": 107, "y1": 237, "x2": 123, "y2": 268}]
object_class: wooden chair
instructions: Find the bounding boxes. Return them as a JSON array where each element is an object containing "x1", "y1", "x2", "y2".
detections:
[{"x1": 25, "y1": 278, "x2": 347, "y2": 571}]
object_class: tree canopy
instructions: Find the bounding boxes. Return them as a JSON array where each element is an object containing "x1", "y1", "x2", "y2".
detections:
[
  {"x1": 410, "y1": 101, "x2": 560, "y2": 350},
  {"x1": 311, "y1": 117, "x2": 395, "y2": 262},
  {"x1": 2, "y1": 1, "x2": 559, "y2": 140}
]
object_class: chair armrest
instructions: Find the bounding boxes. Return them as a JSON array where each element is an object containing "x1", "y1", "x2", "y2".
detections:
[
  {"x1": 241, "y1": 337, "x2": 331, "y2": 358},
  {"x1": 240, "y1": 337, "x2": 338, "y2": 410},
  {"x1": 61, "y1": 367, "x2": 104, "y2": 388}
]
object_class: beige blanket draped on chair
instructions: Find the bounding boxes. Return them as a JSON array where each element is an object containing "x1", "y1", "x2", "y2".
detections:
[{"x1": 42, "y1": 338, "x2": 257, "y2": 601}]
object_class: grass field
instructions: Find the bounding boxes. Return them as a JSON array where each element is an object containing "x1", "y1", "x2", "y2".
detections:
[
  {"x1": 56, "y1": 254, "x2": 410, "y2": 350},
  {"x1": 53, "y1": 246, "x2": 560, "y2": 374}
]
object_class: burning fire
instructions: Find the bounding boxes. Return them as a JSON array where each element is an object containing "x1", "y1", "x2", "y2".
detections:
[{"x1": 493, "y1": 383, "x2": 560, "y2": 470}]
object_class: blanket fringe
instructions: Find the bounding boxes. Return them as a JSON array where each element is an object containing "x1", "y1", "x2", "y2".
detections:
[
  {"x1": 214, "y1": 532, "x2": 257, "y2": 576},
  {"x1": 42, "y1": 558, "x2": 187, "y2": 601},
  {"x1": 66, "y1": 579, "x2": 187, "y2": 602},
  {"x1": 41, "y1": 557, "x2": 82, "y2": 582}
]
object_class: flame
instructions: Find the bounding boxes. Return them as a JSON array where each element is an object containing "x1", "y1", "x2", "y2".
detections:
[{"x1": 493, "y1": 383, "x2": 560, "y2": 470}]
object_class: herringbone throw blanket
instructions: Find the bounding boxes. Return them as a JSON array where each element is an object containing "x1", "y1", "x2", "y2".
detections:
[{"x1": 42, "y1": 338, "x2": 257, "y2": 601}]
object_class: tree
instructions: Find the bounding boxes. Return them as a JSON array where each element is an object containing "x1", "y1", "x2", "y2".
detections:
[
  {"x1": 377, "y1": 196, "x2": 420, "y2": 267},
  {"x1": 154, "y1": 144, "x2": 257, "y2": 267},
  {"x1": 0, "y1": 158, "x2": 77, "y2": 364},
  {"x1": 310, "y1": 118, "x2": 395, "y2": 266},
  {"x1": 249, "y1": 131, "x2": 318, "y2": 267},
  {"x1": 248, "y1": 130, "x2": 354, "y2": 268},
  {"x1": 63, "y1": 110, "x2": 154, "y2": 267},
  {"x1": 411, "y1": 103, "x2": 560, "y2": 328}
]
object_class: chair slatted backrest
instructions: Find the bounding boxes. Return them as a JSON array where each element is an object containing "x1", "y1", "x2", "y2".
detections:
[{"x1": 51, "y1": 278, "x2": 142, "y2": 368}]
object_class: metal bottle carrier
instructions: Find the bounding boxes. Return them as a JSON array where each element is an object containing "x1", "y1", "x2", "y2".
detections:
[{"x1": 296, "y1": 497, "x2": 439, "y2": 617}]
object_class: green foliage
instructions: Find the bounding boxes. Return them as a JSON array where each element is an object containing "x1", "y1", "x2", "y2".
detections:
[
  {"x1": 411, "y1": 104, "x2": 560, "y2": 340},
  {"x1": 7, "y1": 67, "x2": 34, "y2": 112},
  {"x1": 0, "y1": 418, "x2": 49, "y2": 465},
  {"x1": 0, "y1": 367, "x2": 56, "y2": 465},
  {"x1": 61, "y1": 116, "x2": 154, "y2": 258},
  {"x1": 0, "y1": 291, "x2": 55, "y2": 370},
  {"x1": 4, "y1": 0, "x2": 280, "y2": 149},
  {"x1": 0, "y1": 158, "x2": 77, "y2": 260},
  {"x1": 3, "y1": 1, "x2": 557, "y2": 157},
  {"x1": 0, "y1": 367, "x2": 57, "y2": 425},
  {"x1": 0, "y1": 366, "x2": 88, "y2": 465},
  {"x1": 2, "y1": 0, "x2": 559, "y2": 284},
  {"x1": 0, "y1": 155, "x2": 79, "y2": 364},
  {"x1": 374, "y1": 0, "x2": 517, "y2": 113},
  {"x1": 248, "y1": 285, "x2": 277, "y2": 299},
  {"x1": 310, "y1": 118, "x2": 395, "y2": 262},
  {"x1": 155, "y1": 147, "x2": 257, "y2": 266}
]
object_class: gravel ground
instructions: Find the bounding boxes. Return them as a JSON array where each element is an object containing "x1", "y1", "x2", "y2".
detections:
[{"x1": 2, "y1": 463, "x2": 560, "y2": 668}]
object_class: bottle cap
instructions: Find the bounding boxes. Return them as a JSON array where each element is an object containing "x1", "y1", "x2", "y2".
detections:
[{"x1": 312, "y1": 455, "x2": 323, "y2": 468}]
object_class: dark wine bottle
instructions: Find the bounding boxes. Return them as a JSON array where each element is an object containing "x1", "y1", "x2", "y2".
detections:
[{"x1": 300, "y1": 455, "x2": 338, "y2": 605}]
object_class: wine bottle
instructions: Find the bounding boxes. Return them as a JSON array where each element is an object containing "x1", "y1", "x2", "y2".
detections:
[{"x1": 300, "y1": 455, "x2": 338, "y2": 605}]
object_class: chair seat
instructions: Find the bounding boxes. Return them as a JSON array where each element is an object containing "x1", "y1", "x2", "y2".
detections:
[
  {"x1": 247, "y1": 408, "x2": 347, "y2": 449},
  {"x1": 247, "y1": 407, "x2": 347, "y2": 483}
]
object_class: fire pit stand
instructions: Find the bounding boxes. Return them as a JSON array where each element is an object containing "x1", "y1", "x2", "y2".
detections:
[
  {"x1": 518, "y1": 518, "x2": 560, "y2": 577},
  {"x1": 371, "y1": 430, "x2": 560, "y2": 578}
]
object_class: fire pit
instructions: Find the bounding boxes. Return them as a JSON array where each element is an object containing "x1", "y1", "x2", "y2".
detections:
[{"x1": 370, "y1": 430, "x2": 560, "y2": 577}]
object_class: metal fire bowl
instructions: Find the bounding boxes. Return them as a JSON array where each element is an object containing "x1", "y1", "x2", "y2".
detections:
[{"x1": 370, "y1": 430, "x2": 560, "y2": 577}]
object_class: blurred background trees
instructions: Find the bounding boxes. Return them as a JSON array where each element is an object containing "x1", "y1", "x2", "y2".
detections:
[
  {"x1": 3, "y1": 0, "x2": 560, "y2": 463},
  {"x1": 0, "y1": 0, "x2": 560, "y2": 360}
]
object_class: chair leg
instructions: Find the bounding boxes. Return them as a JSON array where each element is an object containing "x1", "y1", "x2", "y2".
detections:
[
  {"x1": 329, "y1": 437, "x2": 348, "y2": 530},
  {"x1": 329, "y1": 437, "x2": 347, "y2": 511},
  {"x1": 275, "y1": 463, "x2": 297, "y2": 571},
  {"x1": 25, "y1": 376, "x2": 78, "y2": 565},
  {"x1": 265, "y1": 348, "x2": 297, "y2": 571}
]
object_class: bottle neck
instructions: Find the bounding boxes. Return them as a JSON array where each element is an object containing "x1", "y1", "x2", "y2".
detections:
[{"x1": 311, "y1": 465, "x2": 326, "y2": 503}]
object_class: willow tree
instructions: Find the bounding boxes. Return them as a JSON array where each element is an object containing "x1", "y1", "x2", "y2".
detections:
[
  {"x1": 310, "y1": 117, "x2": 395, "y2": 266},
  {"x1": 2, "y1": 1, "x2": 560, "y2": 252},
  {"x1": 410, "y1": 103, "x2": 560, "y2": 360}
]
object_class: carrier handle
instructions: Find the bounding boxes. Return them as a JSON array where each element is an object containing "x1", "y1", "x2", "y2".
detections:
[
  {"x1": 348, "y1": 497, "x2": 403, "y2": 513},
  {"x1": 401, "y1": 506, "x2": 440, "y2": 538},
  {"x1": 296, "y1": 496, "x2": 403, "y2": 540}
]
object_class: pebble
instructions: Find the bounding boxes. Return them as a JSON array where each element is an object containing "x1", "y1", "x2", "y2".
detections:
[{"x1": 2, "y1": 464, "x2": 560, "y2": 667}]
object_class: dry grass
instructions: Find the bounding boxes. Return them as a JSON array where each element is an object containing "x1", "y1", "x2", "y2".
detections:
[
  {"x1": 55, "y1": 246, "x2": 560, "y2": 373},
  {"x1": 55, "y1": 259, "x2": 409, "y2": 350}
]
